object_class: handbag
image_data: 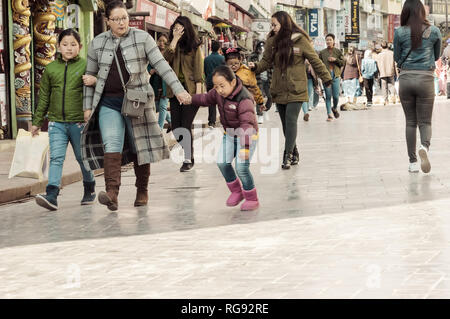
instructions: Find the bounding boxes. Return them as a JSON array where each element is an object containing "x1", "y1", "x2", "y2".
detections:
[{"x1": 114, "y1": 39, "x2": 148, "y2": 118}]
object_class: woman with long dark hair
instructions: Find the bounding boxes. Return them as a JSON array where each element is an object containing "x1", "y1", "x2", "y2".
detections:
[
  {"x1": 394, "y1": 0, "x2": 441, "y2": 173},
  {"x1": 249, "y1": 11, "x2": 332, "y2": 169},
  {"x1": 164, "y1": 16, "x2": 204, "y2": 172}
]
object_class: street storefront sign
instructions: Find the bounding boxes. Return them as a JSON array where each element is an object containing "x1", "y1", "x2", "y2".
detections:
[
  {"x1": 251, "y1": 20, "x2": 271, "y2": 32},
  {"x1": 308, "y1": 9, "x2": 319, "y2": 37},
  {"x1": 345, "y1": 34, "x2": 359, "y2": 42},
  {"x1": 351, "y1": 0, "x2": 360, "y2": 36},
  {"x1": 313, "y1": 36, "x2": 326, "y2": 51},
  {"x1": 136, "y1": 0, "x2": 179, "y2": 29},
  {"x1": 129, "y1": 19, "x2": 145, "y2": 30},
  {"x1": 336, "y1": 10, "x2": 346, "y2": 42},
  {"x1": 295, "y1": 9, "x2": 307, "y2": 31}
]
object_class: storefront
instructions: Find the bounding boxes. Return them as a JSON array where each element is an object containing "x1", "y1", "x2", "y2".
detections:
[
  {"x1": 0, "y1": 0, "x2": 9, "y2": 139},
  {"x1": 136, "y1": 0, "x2": 179, "y2": 39}
]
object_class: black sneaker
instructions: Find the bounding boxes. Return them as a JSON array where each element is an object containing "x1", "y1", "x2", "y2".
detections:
[
  {"x1": 332, "y1": 107, "x2": 340, "y2": 119},
  {"x1": 166, "y1": 123, "x2": 172, "y2": 133},
  {"x1": 291, "y1": 146, "x2": 299, "y2": 165},
  {"x1": 180, "y1": 160, "x2": 194, "y2": 172},
  {"x1": 281, "y1": 151, "x2": 292, "y2": 170}
]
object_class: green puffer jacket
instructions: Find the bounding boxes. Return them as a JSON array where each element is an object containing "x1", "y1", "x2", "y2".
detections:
[
  {"x1": 254, "y1": 33, "x2": 332, "y2": 104},
  {"x1": 32, "y1": 55, "x2": 86, "y2": 127}
]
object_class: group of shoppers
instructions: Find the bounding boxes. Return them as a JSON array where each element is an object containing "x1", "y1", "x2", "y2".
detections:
[{"x1": 30, "y1": 0, "x2": 442, "y2": 213}]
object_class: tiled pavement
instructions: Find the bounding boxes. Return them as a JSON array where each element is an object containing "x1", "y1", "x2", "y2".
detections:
[{"x1": 1, "y1": 98, "x2": 450, "y2": 298}]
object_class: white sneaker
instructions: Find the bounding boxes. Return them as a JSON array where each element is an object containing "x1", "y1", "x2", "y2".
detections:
[
  {"x1": 258, "y1": 115, "x2": 264, "y2": 124},
  {"x1": 408, "y1": 162, "x2": 419, "y2": 173},
  {"x1": 418, "y1": 145, "x2": 431, "y2": 173}
]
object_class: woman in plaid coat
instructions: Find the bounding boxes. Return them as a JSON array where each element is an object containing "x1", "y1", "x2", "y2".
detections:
[{"x1": 81, "y1": 0, "x2": 190, "y2": 211}]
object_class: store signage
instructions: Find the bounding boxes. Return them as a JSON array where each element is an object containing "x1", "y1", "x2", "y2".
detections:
[
  {"x1": 251, "y1": 20, "x2": 271, "y2": 32},
  {"x1": 308, "y1": 9, "x2": 319, "y2": 37},
  {"x1": 295, "y1": 9, "x2": 307, "y2": 31},
  {"x1": 136, "y1": 0, "x2": 179, "y2": 29},
  {"x1": 351, "y1": 0, "x2": 360, "y2": 36},
  {"x1": 129, "y1": 19, "x2": 145, "y2": 30}
]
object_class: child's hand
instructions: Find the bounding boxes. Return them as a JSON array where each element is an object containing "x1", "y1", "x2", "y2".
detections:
[
  {"x1": 84, "y1": 110, "x2": 92, "y2": 123},
  {"x1": 31, "y1": 125, "x2": 40, "y2": 137},
  {"x1": 238, "y1": 149, "x2": 250, "y2": 160},
  {"x1": 149, "y1": 69, "x2": 156, "y2": 76},
  {"x1": 82, "y1": 74, "x2": 97, "y2": 86}
]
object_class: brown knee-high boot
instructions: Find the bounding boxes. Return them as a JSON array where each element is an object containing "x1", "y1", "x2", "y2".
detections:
[
  {"x1": 98, "y1": 152, "x2": 122, "y2": 211},
  {"x1": 133, "y1": 155, "x2": 150, "y2": 207}
]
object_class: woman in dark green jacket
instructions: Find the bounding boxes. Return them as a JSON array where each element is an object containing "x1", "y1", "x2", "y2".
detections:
[
  {"x1": 249, "y1": 11, "x2": 332, "y2": 169},
  {"x1": 31, "y1": 29, "x2": 96, "y2": 211}
]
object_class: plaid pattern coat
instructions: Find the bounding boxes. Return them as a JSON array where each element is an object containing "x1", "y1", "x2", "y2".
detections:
[{"x1": 81, "y1": 28, "x2": 185, "y2": 170}]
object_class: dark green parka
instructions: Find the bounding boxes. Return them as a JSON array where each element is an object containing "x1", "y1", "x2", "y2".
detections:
[{"x1": 253, "y1": 32, "x2": 332, "y2": 104}]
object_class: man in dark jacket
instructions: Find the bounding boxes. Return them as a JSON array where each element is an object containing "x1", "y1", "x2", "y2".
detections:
[{"x1": 204, "y1": 40, "x2": 225, "y2": 128}]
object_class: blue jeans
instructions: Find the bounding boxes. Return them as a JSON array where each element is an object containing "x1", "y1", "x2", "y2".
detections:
[
  {"x1": 217, "y1": 134, "x2": 257, "y2": 191},
  {"x1": 301, "y1": 78, "x2": 315, "y2": 113},
  {"x1": 324, "y1": 71, "x2": 341, "y2": 115},
  {"x1": 156, "y1": 98, "x2": 171, "y2": 129},
  {"x1": 48, "y1": 121, "x2": 94, "y2": 187},
  {"x1": 98, "y1": 106, "x2": 136, "y2": 153}
]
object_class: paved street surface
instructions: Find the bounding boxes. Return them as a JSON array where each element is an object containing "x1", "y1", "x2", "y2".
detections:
[{"x1": 1, "y1": 99, "x2": 450, "y2": 298}]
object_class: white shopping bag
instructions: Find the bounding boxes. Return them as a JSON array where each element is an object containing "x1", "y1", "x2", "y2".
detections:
[
  {"x1": 8, "y1": 129, "x2": 49, "y2": 181},
  {"x1": 395, "y1": 81, "x2": 399, "y2": 96}
]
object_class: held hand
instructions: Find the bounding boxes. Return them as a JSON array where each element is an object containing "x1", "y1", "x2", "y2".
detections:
[
  {"x1": 84, "y1": 110, "x2": 92, "y2": 123},
  {"x1": 31, "y1": 125, "x2": 40, "y2": 137},
  {"x1": 82, "y1": 74, "x2": 97, "y2": 86},
  {"x1": 149, "y1": 69, "x2": 156, "y2": 76},
  {"x1": 176, "y1": 91, "x2": 191, "y2": 105},
  {"x1": 328, "y1": 57, "x2": 336, "y2": 62},
  {"x1": 238, "y1": 149, "x2": 250, "y2": 161}
]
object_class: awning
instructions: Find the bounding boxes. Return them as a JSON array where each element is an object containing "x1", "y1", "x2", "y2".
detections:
[{"x1": 181, "y1": 9, "x2": 214, "y2": 34}]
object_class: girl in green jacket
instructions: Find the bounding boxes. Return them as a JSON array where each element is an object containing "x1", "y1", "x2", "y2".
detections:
[{"x1": 31, "y1": 29, "x2": 96, "y2": 211}]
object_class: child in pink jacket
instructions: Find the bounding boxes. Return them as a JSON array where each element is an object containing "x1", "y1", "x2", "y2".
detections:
[{"x1": 186, "y1": 65, "x2": 259, "y2": 211}]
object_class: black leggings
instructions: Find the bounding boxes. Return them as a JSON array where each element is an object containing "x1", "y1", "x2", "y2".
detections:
[
  {"x1": 170, "y1": 97, "x2": 200, "y2": 161},
  {"x1": 277, "y1": 102, "x2": 302, "y2": 154}
]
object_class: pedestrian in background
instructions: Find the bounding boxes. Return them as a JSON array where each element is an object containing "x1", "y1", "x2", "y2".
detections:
[
  {"x1": 394, "y1": 0, "x2": 441, "y2": 173},
  {"x1": 319, "y1": 34, "x2": 344, "y2": 122},
  {"x1": 31, "y1": 29, "x2": 96, "y2": 211},
  {"x1": 164, "y1": 16, "x2": 204, "y2": 172},
  {"x1": 249, "y1": 41, "x2": 273, "y2": 118},
  {"x1": 361, "y1": 49, "x2": 378, "y2": 107},
  {"x1": 301, "y1": 58, "x2": 318, "y2": 120},
  {"x1": 82, "y1": 0, "x2": 190, "y2": 211},
  {"x1": 375, "y1": 40, "x2": 398, "y2": 105},
  {"x1": 149, "y1": 33, "x2": 172, "y2": 132},
  {"x1": 249, "y1": 11, "x2": 332, "y2": 169},
  {"x1": 185, "y1": 65, "x2": 260, "y2": 211},
  {"x1": 224, "y1": 47, "x2": 266, "y2": 124},
  {"x1": 342, "y1": 46, "x2": 361, "y2": 105},
  {"x1": 204, "y1": 40, "x2": 225, "y2": 128}
]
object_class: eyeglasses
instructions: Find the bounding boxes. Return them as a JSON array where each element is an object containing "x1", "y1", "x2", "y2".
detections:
[
  {"x1": 228, "y1": 62, "x2": 240, "y2": 67},
  {"x1": 109, "y1": 16, "x2": 129, "y2": 24}
]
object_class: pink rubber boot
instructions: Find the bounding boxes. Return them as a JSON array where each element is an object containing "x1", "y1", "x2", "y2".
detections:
[
  {"x1": 226, "y1": 179, "x2": 244, "y2": 206},
  {"x1": 240, "y1": 188, "x2": 260, "y2": 211}
]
